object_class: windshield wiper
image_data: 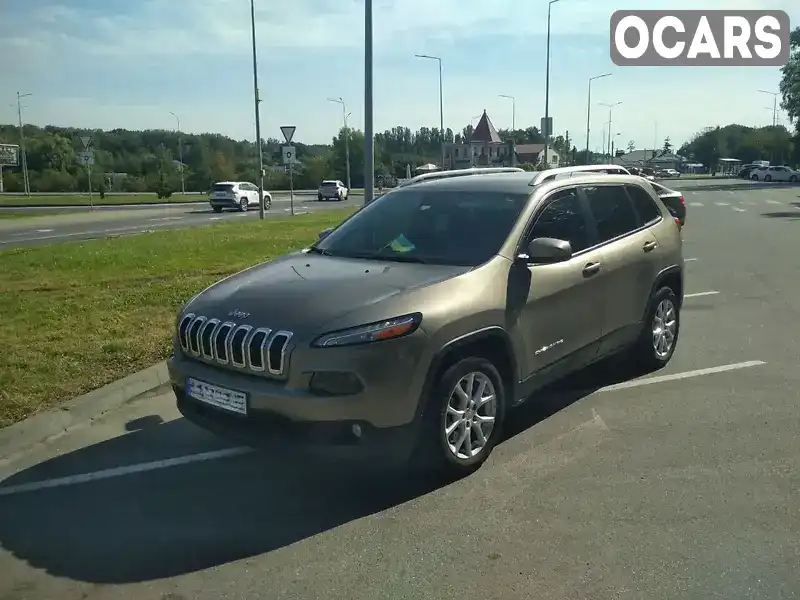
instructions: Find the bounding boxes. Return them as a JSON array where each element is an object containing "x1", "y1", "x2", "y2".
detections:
[
  {"x1": 306, "y1": 246, "x2": 333, "y2": 256},
  {"x1": 345, "y1": 252, "x2": 428, "y2": 264}
]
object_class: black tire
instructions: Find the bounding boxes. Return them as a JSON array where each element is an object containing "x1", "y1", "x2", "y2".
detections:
[
  {"x1": 632, "y1": 286, "x2": 680, "y2": 373},
  {"x1": 212, "y1": 206, "x2": 223, "y2": 213},
  {"x1": 238, "y1": 197, "x2": 248, "y2": 212},
  {"x1": 765, "y1": 175, "x2": 772, "y2": 182},
  {"x1": 790, "y1": 175, "x2": 797, "y2": 182},
  {"x1": 412, "y1": 357, "x2": 506, "y2": 479},
  {"x1": 751, "y1": 174, "x2": 759, "y2": 181},
  {"x1": 263, "y1": 197, "x2": 271, "y2": 210},
  {"x1": 318, "y1": 194, "x2": 323, "y2": 201}
]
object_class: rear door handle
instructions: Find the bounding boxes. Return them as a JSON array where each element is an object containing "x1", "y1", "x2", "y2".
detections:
[
  {"x1": 582, "y1": 262, "x2": 601, "y2": 276},
  {"x1": 643, "y1": 241, "x2": 657, "y2": 252}
]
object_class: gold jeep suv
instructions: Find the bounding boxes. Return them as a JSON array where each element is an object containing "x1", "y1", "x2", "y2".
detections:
[{"x1": 169, "y1": 167, "x2": 684, "y2": 478}]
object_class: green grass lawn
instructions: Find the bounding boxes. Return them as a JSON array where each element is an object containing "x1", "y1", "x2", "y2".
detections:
[{"x1": 0, "y1": 208, "x2": 355, "y2": 428}]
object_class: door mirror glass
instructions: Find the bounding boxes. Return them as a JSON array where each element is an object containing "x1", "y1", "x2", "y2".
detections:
[{"x1": 525, "y1": 237, "x2": 572, "y2": 262}]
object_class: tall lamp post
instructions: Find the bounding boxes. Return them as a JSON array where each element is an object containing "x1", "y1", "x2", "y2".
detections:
[
  {"x1": 599, "y1": 101, "x2": 621, "y2": 159},
  {"x1": 328, "y1": 97, "x2": 351, "y2": 191},
  {"x1": 249, "y1": 0, "x2": 266, "y2": 220},
  {"x1": 415, "y1": 54, "x2": 445, "y2": 169},
  {"x1": 543, "y1": 0, "x2": 561, "y2": 168},
  {"x1": 364, "y1": 0, "x2": 374, "y2": 204},
  {"x1": 169, "y1": 111, "x2": 185, "y2": 195},
  {"x1": 16, "y1": 91, "x2": 32, "y2": 196},
  {"x1": 584, "y1": 73, "x2": 611, "y2": 164},
  {"x1": 758, "y1": 89, "x2": 778, "y2": 127}
]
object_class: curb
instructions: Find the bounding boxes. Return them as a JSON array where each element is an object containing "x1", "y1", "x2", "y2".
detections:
[
  {"x1": 673, "y1": 181, "x2": 800, "y2": 192},
  {"x1": 0, "y1": 361, "x2": 170, "y2": 462}
]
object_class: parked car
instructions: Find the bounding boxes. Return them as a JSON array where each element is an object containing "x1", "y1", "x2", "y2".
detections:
[
  {"x1": 318, "y1": 180, "x2": 348, "y2": 201},
  {"x1": 170, "y1": 167, "x2": 683, "y2": 478},
  {"x1": 648, "y1": 180, "x2": 686, "y2": 227},
  {"x1": 739, "y1": 164, "x2": 760, "y2": 179},
  {"x1": 208, "y1": 181, "x2": 272, "y2": 213},
  {"x1": 750, "y1": 165, "x2": 799, "y2": 182}
]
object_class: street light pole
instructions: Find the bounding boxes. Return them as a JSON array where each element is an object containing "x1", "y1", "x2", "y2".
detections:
[
  {"x1": 499, "y1": 94, "x2": 515, "y2": 166},
  {"x1": 758, "y1": 89, "x2": 778, "y2": 127},
  {"x1": 364, "y1": 0, "x2": 374, "y2": 204},
  {"x1": 16, "y1": 91, "x2": 32, "y2": 196},
  {"x1": 415, "y1": 54, "x2": 445, "y2": 169},
  {"x1": 585, "y1": 73, "x2": 611, "y2": 165},
  {"x1": 249, "y1": 0, "x2": 266, "y2": 220},
  {"x1": 599, "y1": 101, "x2": 621, "y2": 159},
  {"x1": 543, "y1": 0, "x2": 561, "y2": 169},
  {"x1": 170, "y1": 111, "x2": 185, "y2": 195},
  {"x1": 328, "y1": 97, "x2": 351, "y2": 191}
]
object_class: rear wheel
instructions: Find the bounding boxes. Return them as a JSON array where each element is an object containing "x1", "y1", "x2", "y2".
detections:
[
  {"x1": 239, "y1": 197, "x2": 248, "y2": 212},
  {"x1": 631, "y1": 286, "x2": 680, "y2": 373},
  {"x1": 413, "y1": 357, "x2": 506, "y2": 479},
  {"x1": 212, "y1": 206, "x2": 223, "y2": 213},
  {"x1": 765, "y1": 175, "x2": 772, "y2": 182},
  {"x1": 751, "y1": 174, "x2": 759, "y2": 181},
  {"x1": 790, "y1": 175, "x2": 797, "y2": 182}
]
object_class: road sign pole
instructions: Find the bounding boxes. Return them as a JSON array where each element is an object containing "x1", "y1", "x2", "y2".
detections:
[
  {"x1": 0, "y1": 166, "x2": 3, "y2": 193},
  {"x1": 289, "y1": 161, "x2": 295, "y2": 216},
  {"x1": 87, "y1": 163, "x2": 94, "y2": 210}
]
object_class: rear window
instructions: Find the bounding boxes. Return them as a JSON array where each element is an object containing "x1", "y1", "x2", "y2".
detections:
[
  {"x1": 211, "y1": 184, "x2": 234, "y2": 192},
  {"x1": 321, "y1": 181, "x2": 338, "y2": 186}
]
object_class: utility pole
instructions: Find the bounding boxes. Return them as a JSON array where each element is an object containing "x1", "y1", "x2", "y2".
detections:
[
  {"x1": 170, "y1": 112, "x2": 185, "y2": 195},
  {"x1": 328, "y1": 97, "x2": 351, "y2": 191},
  {"x1": 758, "y1": 89, "x2": 778, "y2": 127},
  {"x1": 600, "y1": 101, "x2": 621, "y2": 159},
  {"x1": 543, "y1": 0, "x2": 561, "y2": 169},
  {"x1": 364, "y1": 0, "x2": 374, "y2": 204},
  {"x1": 585, "y1": 73, "x2": 611, "y2": 165},
  {"x1": 415, "y1": 54, "x2": 445, "y2": 169},
  {"x1": 16, "y1": 91, "x2": 32, "y2": 196},
  {"x1": 249, "y1": 0, "x2": 265, "y2": 220}
]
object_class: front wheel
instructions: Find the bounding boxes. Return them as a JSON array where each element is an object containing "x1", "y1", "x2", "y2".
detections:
[
  {"x1": 263, "y1": 196, "x2": 272, "y2": 210},
  {"x1": 413, "y1": 357, "x2": 506, "y2": 479},
  {"x1": 790, "y1": 175, "x2": 797, "y2": 182},
  {"x1": 238, "y1": 197, "x2": 248, "y2": 212},
  {"x1": 632, "y1": 286, "x2": 680, "y2": 373},
  {"x1": 765, "y1": 175, "x2": 772, "y2": 182},
  {"x1": 751, "y1": 174, "x2": 759, "y2": 181}
]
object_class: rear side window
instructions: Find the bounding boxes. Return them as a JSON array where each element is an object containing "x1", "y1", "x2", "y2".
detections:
[
  {"x1": 582, "y1": 184, "x2": 639, "y2": 242},
  {"x1": 211, "y1": 184, "x2": 234, "y2": 192},
  {"x1": 625, "y1": 185, "x2": 661, "y2": 225}
]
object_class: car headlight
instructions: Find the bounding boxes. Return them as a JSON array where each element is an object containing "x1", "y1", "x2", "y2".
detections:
[{"x1": 312, "y1": 313, "x2": 422, "y2": 348}]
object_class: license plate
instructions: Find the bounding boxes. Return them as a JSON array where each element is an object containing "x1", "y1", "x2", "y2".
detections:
[{"x1": 186, "y1": 378, "x2": 247, "y2": 415}]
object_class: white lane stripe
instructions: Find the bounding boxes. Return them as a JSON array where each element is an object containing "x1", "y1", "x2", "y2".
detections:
[
  {"x1": 688, "y1": 202, "x2": 703, "y2": 207},
  {"x1": 149, "y1": 216, "x2": 183, "y2": 222},
  {"x1": 35, "y1": 229, "x2": 53, "y2": 232},
  {"x1": 0, "y1": 447, "x2": 253, "y2": 497},
  {"x1": 683, "y1": 258, "x2": 698, "y2": 262},
  {"x1": 766, "y1": 200, "x2": 781, "y2": 204},
  {"x1": 685, "y1": 291, "x2": 719, "y2": 298},
  {"x1": 0, "y1": 221, "x2": 195, "y2": 244},
  {"x1": 714, "y1": 202, "x2": 730, "y2": 206},
  {"x1": 599, "y1": 361, "x2": 765, "y2": 392},
  {"x1": 732, "y1": 207, "x2": 746, "y2": 212}
]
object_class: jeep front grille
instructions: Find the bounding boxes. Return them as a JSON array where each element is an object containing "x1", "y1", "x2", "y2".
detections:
[{"x1": 177, "y1": 313, "x2": 293, "y2": 378}]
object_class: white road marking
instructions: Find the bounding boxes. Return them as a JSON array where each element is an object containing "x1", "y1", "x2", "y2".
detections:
[
  {"x1": 684, "y1": 257, "x2": 698, "y2": 262},
  {"x1": 0, "y1": 447, "x2": 253, "y2": 497},
  {"x1": 35, "y1": 229, "x2": 53, "y2": 233},
  {"x1": 599, "y1": 361, "x2": 765, "y2": 392},
  {"x1": 688, "y1": 202, "x2": 703, "y2": 207},
  {"x1": 209, "y1": 217, "x2": 222, "y2": 221},
  {"x1": 0, "y1": 222, "x2": 191, "y2": 245},
  {"x1": 766, "y1": 200, "x2": 781, "y2": 204},
  {"x1": 714, "y1": 202, "x2": 730, "y2": 206},
  {"x1": 684, "y1": 291, "x2": 720, "y2": 298},
  {"x1": 732, "y1": 207, "x2": 746, "y2": 212},
  {"x1": 149, "y1": 216, "x2": 183, "y2": 222}
]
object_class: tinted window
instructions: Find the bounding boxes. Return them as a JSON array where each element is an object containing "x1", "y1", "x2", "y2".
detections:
[
  {"x1": 583, "y1": 184, "x2": 639, "y2": 242},
  {"x1": 529, "y1": 188, "x2": 590, "y2": 252},
  {"x1": 315, "y1": 189, "x2": 529, "y2": 266},
  {"x1": 626, "y1": 185, "x2": 661, "y2": 224},
  {"x1": 211, "y1": 184, "x2": 234, "y2": 192}
]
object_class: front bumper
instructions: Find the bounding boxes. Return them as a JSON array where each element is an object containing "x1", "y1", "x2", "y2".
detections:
[{"x1": 167, "y1": 341, "x2": 428, "y2": 464}]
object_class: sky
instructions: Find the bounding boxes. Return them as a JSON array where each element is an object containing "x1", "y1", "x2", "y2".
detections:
[{"x1": 1, "y1": 0, "x2": 798, "y2": 152}]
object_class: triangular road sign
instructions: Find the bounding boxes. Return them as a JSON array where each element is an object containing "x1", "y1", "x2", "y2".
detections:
[
  {"x1": 80, "y1": 136, "x2": 92, "y2": 149},
  {"x1": 280, "y1": 126, "x2": 296, "y2": 143}
]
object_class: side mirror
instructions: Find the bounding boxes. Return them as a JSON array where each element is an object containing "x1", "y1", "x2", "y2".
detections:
[
  {"x1": 523, "y1": 237, "x2": 572, "y2": 262},
  {"x1": 318, "y1": 227, "x2": 334, "y2": 240}
]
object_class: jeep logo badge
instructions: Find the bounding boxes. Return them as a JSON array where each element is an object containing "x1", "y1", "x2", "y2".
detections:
[{"x1": 228, "y1": 309, "x2": 250, "y2": 319}]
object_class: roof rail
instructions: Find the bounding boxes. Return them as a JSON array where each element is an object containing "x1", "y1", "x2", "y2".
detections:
[
  {"x1": 527, "y1": 164, "x2": 631, "y2": 186},
  {"x1": 399, "y1": 166, "x2": 524, "y2": 187}
]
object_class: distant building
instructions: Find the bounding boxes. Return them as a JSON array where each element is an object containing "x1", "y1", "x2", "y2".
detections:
[{"x1": 443, "y1": 110, "x2": 560, "y2": 169}]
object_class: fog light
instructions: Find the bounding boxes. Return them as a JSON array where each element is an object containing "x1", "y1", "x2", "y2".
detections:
[
  {"x1": 309, "y1": 371, "x2": 364, "y2": 396},
  {"x1": 352, "y1": 424, "x2": 362, "y2": 437}
]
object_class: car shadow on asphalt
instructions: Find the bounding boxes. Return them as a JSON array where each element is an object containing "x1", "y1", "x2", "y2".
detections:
[
  {"x1": 761, "y1": 202, "x2": 800, "y2": 221},
  {"x1": 0, "y1": 356, "x2": 642, "y2": 585}
]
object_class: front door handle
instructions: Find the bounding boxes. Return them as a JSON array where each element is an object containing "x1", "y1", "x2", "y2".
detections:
[
  {"x1": 582, "y1": 262, "x2": 601, "y2": 276},
  {"x1": 643, "y1": 241, "x2": 657, "y2": 252}
]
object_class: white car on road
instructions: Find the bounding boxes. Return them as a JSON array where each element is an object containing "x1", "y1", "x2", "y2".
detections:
[
  {"x1": 208, "y1": 181, "x2": 273, "y2": 213},
  {"x1": 749, "y1": 166, "x2": 799, "y2": 182},
  {"x1": 317, "y1": 180, "x2": 348, "y2": 201}
]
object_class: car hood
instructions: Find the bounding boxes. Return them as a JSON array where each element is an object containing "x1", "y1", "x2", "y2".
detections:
[{"x1": 185, "y1": 251, "x2": 471, "y2": 332}]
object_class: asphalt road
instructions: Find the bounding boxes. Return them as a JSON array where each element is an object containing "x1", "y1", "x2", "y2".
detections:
[
  {"x1": 0, "y1": 185, "x2": 799, "y2": 598},
  {"x1": 0, "y1": 195, "x2": 364, "y2": 248}
]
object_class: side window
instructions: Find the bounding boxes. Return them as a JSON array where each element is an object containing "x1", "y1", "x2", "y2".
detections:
[
  {"x1": 625, "y1": 185, "x2": 661, "y2": 225},
  {"x1": 529, "y1": 188, "x2": 590, "y2": 252},
  {"x1": 583, "y1": 184, "x2": 639, "y2": 242}
]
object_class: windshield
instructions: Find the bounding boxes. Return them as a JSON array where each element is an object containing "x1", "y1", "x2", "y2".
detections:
[{"x1": 315, "y1": 188, "x2": 530, "y2": 266}]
